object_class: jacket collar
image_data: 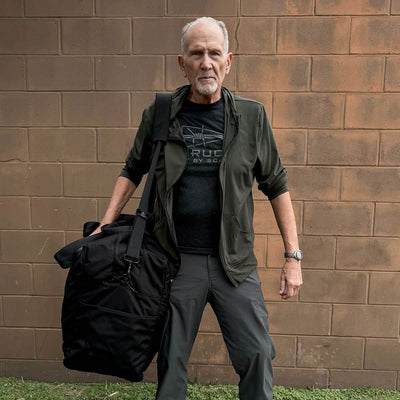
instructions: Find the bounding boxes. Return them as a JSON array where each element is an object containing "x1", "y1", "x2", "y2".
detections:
[{"x1": 169, "y1": 84, "x2": 239, "y2": 125}]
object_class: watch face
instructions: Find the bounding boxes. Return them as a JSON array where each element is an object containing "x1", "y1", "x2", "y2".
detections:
[{"x1": 294, "y1": 250, "x2": 303, "y2": 260}]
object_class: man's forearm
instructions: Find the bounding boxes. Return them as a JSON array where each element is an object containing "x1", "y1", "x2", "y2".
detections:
[
  {"x1": 270, "y1": 191, "x2": 299, "y2": 252},
  {"x1": 100, "y1": 176, "x2": 137, "y2": 226}
]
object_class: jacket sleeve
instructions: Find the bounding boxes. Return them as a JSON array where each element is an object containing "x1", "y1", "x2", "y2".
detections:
[
  {"x1": 119, "y1": 102, "x2": 155, "y2": 187},
  {"x1": 254, "y1": 105, "x2": 288, "y2": 200}
]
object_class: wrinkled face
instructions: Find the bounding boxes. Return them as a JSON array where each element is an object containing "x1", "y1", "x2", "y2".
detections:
[{"x1": 178, "y1": 21, "x2": 232, "y2": 103}]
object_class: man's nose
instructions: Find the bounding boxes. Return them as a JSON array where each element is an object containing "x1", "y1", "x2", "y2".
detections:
[{"x1": 200, "y1": 54, "x2": 212, "y2": 69}]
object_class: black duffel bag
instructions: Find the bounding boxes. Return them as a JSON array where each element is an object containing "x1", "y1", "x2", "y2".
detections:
[{"x1": 54, "y1": 93, "x2": 173, "y2": 381}]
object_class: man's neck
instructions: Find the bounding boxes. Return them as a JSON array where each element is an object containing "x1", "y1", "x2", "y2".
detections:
[{"x1": 187, "y1": 88, "x2": 222, "y2": 104}]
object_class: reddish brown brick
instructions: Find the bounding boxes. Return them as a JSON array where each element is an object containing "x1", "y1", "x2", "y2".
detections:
[
  {"x1": 132, "y1": 92, "x2": 158, "y2": 127},
  {"x1": 254, "y1": 235, "x2": 267, "y2": 266},
  {"x1": 341, "y1": 167, "x2": 400, "y2": 201},
  {"x1": 190, "y1": 333, "x2": 230, "y2": 364},
  {"x1": 168, "y1": 0, "x2": 239, "y2": 16},
  {"x1": 25, "y1": 0, "x2": 93, "y2": 16},
  {"x1": 0, "y1": 19, "x2": 58, "y2": 54},
  {"x1": 0, "y1": 197, "x2": 30, "y2": 229},
  {"x1": 351, "y1": 17, "x2": 400, "y2": 53},
  {"x1": 3, "y1": 296, "x2": 62, "y2": 328},
  {"x1": 29, "y1": 128, "x2": 96, "y2": 162},
  {"x1": 266, "y1": 235, "x2": 285, "y2": 268},
  {"x1": 313, "y1": 55, "x2": 383, "y2": 92},
  {"x1": 35, "y1": 329, "x2": 63, "y2": 359},
  {"x1": 304, "y1": 202, "x2": 374, "y2": 236},
  {"x1": 62, "y1": 18, "x2": 131, "y2": 54},
  {"x1": 33, "y1": 264, "x2": 68, "y2": 296},
  {"x1": 0, "y1": 0, "x2": 23, "y2": 16},
  {"x1": 1, "y1": 231, "x2": 64, "y2": 263},
  {"x1": 385, "y1": 57, "x2": 400, "y2": 91},
  {"x1": 277, "y1": 17, "x2": 350, "y2": 54},
  {"x1": 316, "y1": 0, "x2": 390, "y2": 15},
  {"x1": 274, "y1": 93, "x2": 344, "y2": 129},
  {"x1": 299, "y1": 236, "x2": 336, "y2": 269},
  {"x1": 297, "y1": 336, "x2": 364, "y2": 368},
  {"x1": 0, "y1": 328, "x2": 35, "y2": 358},
  {"x1": 198, "y1": 304, "x2": 220, "y2": 333},
  {"x1": 285, "y1": 167, "x2": 340, "y2": 201},
  {"x1": 0, "y1": 129, "x2": 28, "y2": 161},
  {"x1": 332, "y1": 305, "x2": 399, "y2": 337},
  {"x1": 346, "y1": 94, "x2": 400, "y2": 129},
  {"x1": 237, "y1": 56, "x2": 310, "y2": 91},
  {"x1": 380, "y1": 131, "x2": 400, "y2": 166},
  {"x1": 273, "y1": 130, "x2": 307, "y2": 165},
  {"x1": 62, "y1": 93, "x2": 129, "y2": 127},
  {"x1": 0, "y1": 56, "x2": 25, "y2": 90},
  {"x1": 365, "y1": 339, "x2": 400, "y2": 370},
  {"x1": 27, "y1": 56, "x2": 93, "y2": 91},
  {"x1": 96, "y1": 56, "x2": 164, "y2": 90},
  {"x1": 196, "y1": 365, "x2": 238, "y2": 385},
  {"x1": 133, "y1": 18, "x2": 190, "y2": 55},
  {"x1": 97, "y1": 198, "x2": 140, "y2": 220},
  {"x1": 98, "y1": 128, "x2": 136, "y2": 162},
  {"x1": 330, "y1": 370, "x2": 397, "y2": 389},
  {"x1": 236, "y1": 18, "x2": 276, "y2": 54},
  {"x1": 65, "y1": 228, "x2": 82, "y2": 239},
  {"x1": 0, "y1": 264, "x2": 32, "y2": 294},
  {"x1": 308, "y1": 130, "x2": 378, "y2": 165},
  {"x1": 375, "y1": 203, "x2": 400, "y2": 236},
  {"x1": 235, "y1": 94, "x2": 272, "y2": 120},
  {"x1": 166, "y1": 55, "x2": 237, "y2": 91},
  {"x1": 31, "y1": 198, "x2": 97, "y2": 230},
  {"x1": 271, "y1": 335, "x2": 296, "y2": 367},
  {"x1": 0, "y1": 164, "x2": 62, "y2": 196},
  {"x1": 6, "y1": 360, "x2": 68, "y2": 382},
  {"x1": 369, "y1": 272, "x2": 400, "y2": 305},
  {"x1": 393, "y1": 0, "x2": 400, "y2": 14},
  {"x1": 0, "y1": 93, "x2": 60, "y2": 126},
  {"x1": 300, "y1": 271, "x2": 368, "y2": 303},
  {"x1": 274, "y1": 367, "x2": 328, "y2": 388},
  {"x1": 337, "y1": 237, "x2": 400, "y2": 271},
  {"x1": 253, "y1": 200, "x2": 302, "y2": 235},
  {"x1": 63, "y1": 164, "x2": 123, "y2": 197},
  {"x1": 241, "y1": 0, "x2": 313, "y2": 16},
  {"x1": 268, "y1": 303, "x2": 331, "y2": 335},
  {"x1": 97, "y1": 0, "x2": 164, "y2": 16}
]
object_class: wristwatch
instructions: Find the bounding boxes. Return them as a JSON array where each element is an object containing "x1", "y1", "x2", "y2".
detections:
[{"x1": 284, "y1": 250, "x2": 303, "y2": 261}]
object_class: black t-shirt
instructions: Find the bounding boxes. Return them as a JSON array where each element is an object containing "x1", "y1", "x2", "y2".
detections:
[{"x1": 173, "y1": 97, "x2": 225, "y2": 254}]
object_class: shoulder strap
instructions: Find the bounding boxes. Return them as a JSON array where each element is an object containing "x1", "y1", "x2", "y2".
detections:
[{"x1": 124, "y1": 93, "x2": 172, "y2": 263}]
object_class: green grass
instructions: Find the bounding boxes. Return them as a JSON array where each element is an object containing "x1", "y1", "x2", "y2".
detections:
[{"x1": 0, "y1": 377, "x2": 399, "y2": 400}]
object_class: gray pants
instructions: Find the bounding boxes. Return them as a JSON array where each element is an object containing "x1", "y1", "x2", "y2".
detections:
[{"x1": 156, "y1": 253, "x2": 275, "y2": 400}]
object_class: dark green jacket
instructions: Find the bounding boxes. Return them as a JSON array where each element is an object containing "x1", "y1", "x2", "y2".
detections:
[{"x1": 120, "y1": 85, "x2": 288, "y2": 286}]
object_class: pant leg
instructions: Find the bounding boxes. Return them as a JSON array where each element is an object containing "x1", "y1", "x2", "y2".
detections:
[
  {"x1": 156, "y1": 253, "x2": 209, "y2": 400},
  {"x1": 208, "y1": 255, "x2": 275, "y2": 400}
]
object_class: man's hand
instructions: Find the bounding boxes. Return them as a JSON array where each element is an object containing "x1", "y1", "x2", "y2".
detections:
[{"x1": 279, "y1": 259, "x2": 303, "y2": 300}]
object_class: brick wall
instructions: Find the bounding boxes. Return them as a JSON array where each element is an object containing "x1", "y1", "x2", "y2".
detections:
[{"x1": 0, "y1": 0, "x2": 399, "y2": 389}]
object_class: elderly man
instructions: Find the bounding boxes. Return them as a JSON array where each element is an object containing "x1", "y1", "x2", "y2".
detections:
[{"x1": 94, "y1": 16, "x2": 302, "y2": 400}]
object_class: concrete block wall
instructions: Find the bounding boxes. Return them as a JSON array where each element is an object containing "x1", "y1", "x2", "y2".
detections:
[{"x1": 0, "y1": 0, "x2": 399, "y2": 389}]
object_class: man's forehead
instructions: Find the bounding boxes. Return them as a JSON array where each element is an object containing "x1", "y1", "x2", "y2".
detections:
[{"x1": 185, "y1": 21, "x2": 225, "y2": 49}]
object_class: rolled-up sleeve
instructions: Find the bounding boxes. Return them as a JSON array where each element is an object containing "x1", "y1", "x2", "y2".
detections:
[
  {"x1": 255, "y1": 105, "x2": 288, "y2": 200},
  {"x1": 119, "y1": 103, "x2": 154, "y2": 187}
]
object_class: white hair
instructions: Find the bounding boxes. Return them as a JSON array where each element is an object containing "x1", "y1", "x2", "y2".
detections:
[{"x1": 181, "y1": 17, "x2": 229, "y2": 54}]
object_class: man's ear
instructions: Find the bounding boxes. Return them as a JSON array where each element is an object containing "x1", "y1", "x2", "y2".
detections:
[
  {"x1": 225, "y1": 53, "x2": 233, "y2": 75},
  {"x1": 178, "y1": 55, "x2": 187, "y2": 77}
]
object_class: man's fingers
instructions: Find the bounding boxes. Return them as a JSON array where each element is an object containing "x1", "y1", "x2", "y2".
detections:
[{"x1": 279, "y1": 271, "x2": 286, "y2": 295}]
